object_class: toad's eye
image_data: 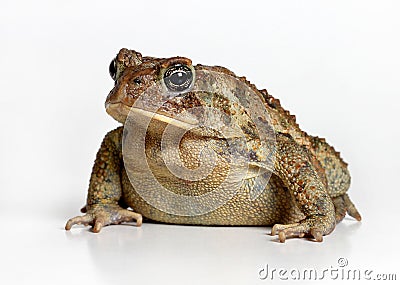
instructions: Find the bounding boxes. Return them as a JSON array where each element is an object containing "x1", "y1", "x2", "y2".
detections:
[
  {"x1": 109, "y1": 58, "x2": 117, "y2": 80},
  {"x1": 163, "y1": 64, "x2": 193, "y2": 92}
]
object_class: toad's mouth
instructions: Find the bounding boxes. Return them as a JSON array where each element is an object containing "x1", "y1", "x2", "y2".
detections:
[
  {"x1": 105, "y1": 102, "x2": 197, "y2": 129},
  {"x1": 106, "y1": 102, "x2": 246, "y2": 139}
]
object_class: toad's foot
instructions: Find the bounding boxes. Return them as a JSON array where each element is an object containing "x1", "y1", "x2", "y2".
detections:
[
  {"x1": 65, "y1": 204, "x2": 142, "y2": 233},
  {"x1": 271, "y1": 215, "x2": 335, "y2": 243}
]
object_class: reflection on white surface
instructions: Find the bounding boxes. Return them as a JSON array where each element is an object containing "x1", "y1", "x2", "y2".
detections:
[{"x1": 1, "y1": 215, "x2": 379, "y2": 285}]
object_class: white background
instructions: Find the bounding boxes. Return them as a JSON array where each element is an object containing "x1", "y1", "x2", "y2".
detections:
[{"x1": 1, "y1": 0, "x2": 399, "y2": 284}]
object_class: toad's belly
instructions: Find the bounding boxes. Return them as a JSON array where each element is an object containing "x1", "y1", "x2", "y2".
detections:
[{"x1": 121, "y1": 171, "x2": 304, "y2": 226}]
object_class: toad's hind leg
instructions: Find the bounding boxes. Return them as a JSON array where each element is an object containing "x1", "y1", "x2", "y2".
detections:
[
  {"x1": 332, "y1": 194, "x2": 362, "y2": 223},
  {"x1": 343, "y1": 194, "x2": 362, "y2": 221},
  {"x1": 332, "y1": 195, "x2": 346, "y2": 223}
]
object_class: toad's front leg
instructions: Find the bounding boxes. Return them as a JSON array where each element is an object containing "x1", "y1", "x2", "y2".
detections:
[
  {"x1": 65, "y1": 127, "x2": 142, "y2": 232},
  {"x1": 271, "y1": 134, "x2": 336, "y2": 243}
]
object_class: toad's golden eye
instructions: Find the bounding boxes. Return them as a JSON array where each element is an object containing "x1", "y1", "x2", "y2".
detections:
[
  {"x1": 163, "y1": 64, "x2": 193, "y2": 92},
  {"x1": 109, "y1": 58, "x2": 117, "y2": 80}
]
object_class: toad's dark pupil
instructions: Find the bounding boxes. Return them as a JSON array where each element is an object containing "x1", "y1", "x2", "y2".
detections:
[
  {"x1": 109, "y1": 59, "x2": 117, "y2": 80},
  {"x1": 164, "y1": 64, "x2": 193, "y2": 92},
  {"x1": 170, "y1": 72, "x2": 187, "y2": 85}
]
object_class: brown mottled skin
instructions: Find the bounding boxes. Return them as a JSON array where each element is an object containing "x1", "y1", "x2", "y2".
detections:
[{"x1": 65, "y1": 48, "x2": 361, "y2": 242}]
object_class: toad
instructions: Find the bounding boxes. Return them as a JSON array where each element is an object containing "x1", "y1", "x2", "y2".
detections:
[{"x1": 65, "y1": 48, "x2": 361, "y2": 242}]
